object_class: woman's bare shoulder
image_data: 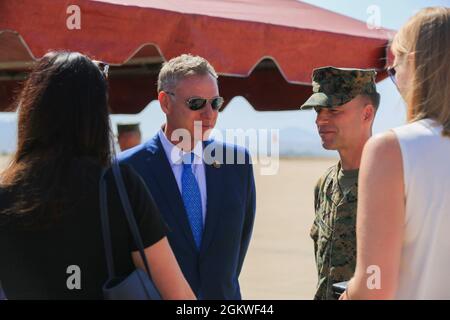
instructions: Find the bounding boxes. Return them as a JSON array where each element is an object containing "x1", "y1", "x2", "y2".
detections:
[{"x1": 364, "y1": 131, "x2": 401, "y2": 159}]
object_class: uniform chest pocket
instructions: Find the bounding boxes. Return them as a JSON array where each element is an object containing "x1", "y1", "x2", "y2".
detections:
[
  {"x1": 333, "y1": 201, "x2": 357, "y2": 245},
  {"x1": 315, "y1": 214, "x2": 334, "y2": 260}
]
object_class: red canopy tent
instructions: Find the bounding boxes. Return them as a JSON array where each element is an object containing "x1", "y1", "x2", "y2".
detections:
[{"x1": 0, "y1": 0, "x2": 394, "y2": 113}]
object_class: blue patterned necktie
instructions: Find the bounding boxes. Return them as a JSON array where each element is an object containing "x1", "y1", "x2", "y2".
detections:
[{"x1": 181, "y1": 153, "x2": 203, "y2": 250}]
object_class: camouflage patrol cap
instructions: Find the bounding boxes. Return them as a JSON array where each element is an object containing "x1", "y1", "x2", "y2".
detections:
[{"x1": 300, "y1": 66, "x2": 378, "y2": 110}]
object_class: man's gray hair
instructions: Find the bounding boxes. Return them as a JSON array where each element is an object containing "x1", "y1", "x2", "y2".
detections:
[{"x1": 157, "y1": 54, "x2": 218, "y2": 93}]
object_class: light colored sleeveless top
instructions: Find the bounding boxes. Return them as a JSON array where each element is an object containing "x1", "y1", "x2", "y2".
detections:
[{"x1": 392, "y1": 118, "x2": 450, "y2": 299}]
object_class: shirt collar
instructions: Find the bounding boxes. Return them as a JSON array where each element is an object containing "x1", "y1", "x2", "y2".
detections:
[{"x1": 158, "y1": 127, "x2": 203, "y2": 165}]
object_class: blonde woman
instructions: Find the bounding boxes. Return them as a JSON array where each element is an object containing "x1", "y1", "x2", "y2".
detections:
[{"x1": 342, "y1": 7, "x2": 450, "y2": 299}]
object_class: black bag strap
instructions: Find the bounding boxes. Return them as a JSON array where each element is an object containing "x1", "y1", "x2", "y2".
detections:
[
  {"x1": 99, "y1": 167, "x2": 115, "y2": 278},
  {"x1": 110, "y1": 159, "x2": 152, "y2": 277},
  {"x1": 0, "y1": 280, "x2": 7, "y2": 300},
  {"x1": 99, "y1": 159, "x2": 153, "y2": 280}
]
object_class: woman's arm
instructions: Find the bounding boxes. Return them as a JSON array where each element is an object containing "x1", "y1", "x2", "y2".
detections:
[
  {"x1": 342, "y1": 132, "x2": 405, "y2": 300},
  {"x1": 132, "y1": 237, "x2": 196, "y2": 300}
]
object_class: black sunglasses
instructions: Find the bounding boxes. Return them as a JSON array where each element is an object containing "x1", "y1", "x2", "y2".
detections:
[
  {"x1": 93, "y1": 60, "x2": 109, "y2": 79},
  {"x1": 387, "y1": 65, "x2": 397, "y2": 86},
  {"x1": 166, "y1": 92, "x2": 224, "y2": 111}
]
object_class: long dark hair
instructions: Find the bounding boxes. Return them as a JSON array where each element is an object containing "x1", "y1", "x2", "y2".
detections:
[{"x1": 0, "y1": 51, "x2": 114, "y2": 226}]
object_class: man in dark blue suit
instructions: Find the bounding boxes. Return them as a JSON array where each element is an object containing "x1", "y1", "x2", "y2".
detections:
[{"x1": 118, "y1": 54, "x2": 256, "y2": 300}]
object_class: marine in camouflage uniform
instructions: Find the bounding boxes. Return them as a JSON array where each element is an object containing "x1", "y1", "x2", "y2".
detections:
[
  {"x1": 300, "y1": 66, "x2": 380, "y2": 300},
  {"x1": 310, "y1": 162, "x2": 358, "y2": 300}
]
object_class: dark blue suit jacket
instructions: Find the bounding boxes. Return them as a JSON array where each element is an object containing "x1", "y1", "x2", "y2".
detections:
[{"x1": 118, "y1": 134, "x2": 256, "y2": 299}]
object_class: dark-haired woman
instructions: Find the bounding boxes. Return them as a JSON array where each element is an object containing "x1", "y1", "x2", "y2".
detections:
[{"x1": 0, "y1": 51, "x2": 195, "y2": 299}]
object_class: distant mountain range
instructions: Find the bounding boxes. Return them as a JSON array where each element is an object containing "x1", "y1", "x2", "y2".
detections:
[
  {"x1": 277, "y1": 127, "x2": 337, "y2": 158},
  {"x1": 0, "y1": 118, "x2": 336, "y2": 158},
  {"x1": 212, "y1": 127, "x2": 337, "y2": 158}
]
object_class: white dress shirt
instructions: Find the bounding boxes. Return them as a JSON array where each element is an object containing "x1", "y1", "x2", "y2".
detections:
[{"x1": 158, "y1": 129, "x2": 207, "y2": 224}]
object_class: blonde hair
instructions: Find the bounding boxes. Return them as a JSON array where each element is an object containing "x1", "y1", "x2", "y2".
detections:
[
  {"x1": 157, "y1": 54, "x2": 218, "y2": 93},
  {"x1": 392, "y1": 7, "x2": 450, "y2": 136}
]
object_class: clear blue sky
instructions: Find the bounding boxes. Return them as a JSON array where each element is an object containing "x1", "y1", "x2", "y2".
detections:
[{"x1": 1, "y1": 0, "x2": 449, "y2": 152}]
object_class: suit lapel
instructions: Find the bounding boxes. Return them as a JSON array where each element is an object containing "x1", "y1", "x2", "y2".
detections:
[
  {"x1": 200, "y1": 140, "x2": 224, "y2": 255},
  {"x1": 146, "y1": 135, "x2": 198, "y2": 251}
]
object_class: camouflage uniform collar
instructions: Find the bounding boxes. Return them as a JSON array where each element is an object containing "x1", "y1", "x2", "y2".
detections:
[
  {"x1": 323, "y1": 163, "x2": 340, "y2": 195},
  {"x1": 337, "y1": 161, "x2": 359, "y2": 179}
]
